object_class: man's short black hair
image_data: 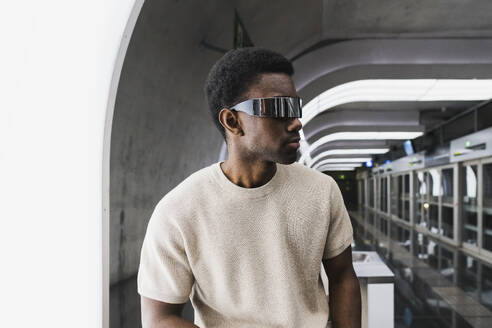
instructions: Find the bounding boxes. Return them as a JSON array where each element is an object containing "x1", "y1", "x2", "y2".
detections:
[{"x1": 204, "y1": 47, "x2": 294, "y2": 142}]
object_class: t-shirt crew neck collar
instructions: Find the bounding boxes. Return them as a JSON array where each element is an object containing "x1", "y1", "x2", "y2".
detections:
[{"x1": 213, "y1": 161, "x2": 283, "y2": 198}]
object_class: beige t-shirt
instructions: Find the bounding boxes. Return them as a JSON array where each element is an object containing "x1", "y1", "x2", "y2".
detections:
[{"x1": 137, "y1": 161, "x2": 353, "y2": 327}]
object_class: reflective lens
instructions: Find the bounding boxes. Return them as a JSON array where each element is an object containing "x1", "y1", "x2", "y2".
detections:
[{"x1": 230, "y1": 96, "x2": 302, "y2": 118}]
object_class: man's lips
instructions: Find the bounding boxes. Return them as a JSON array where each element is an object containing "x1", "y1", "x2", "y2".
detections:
[
  {"x1": 286, "y1": 137, "x2": 301, "y2": 148},
  {"x1": 287, "y1": 137, "x2": 301, "y2": 144}
]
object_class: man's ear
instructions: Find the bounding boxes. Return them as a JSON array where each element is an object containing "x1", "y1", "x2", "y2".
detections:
[{"x1": 219, "y1": 108, "x2": 244, "y2": 137}]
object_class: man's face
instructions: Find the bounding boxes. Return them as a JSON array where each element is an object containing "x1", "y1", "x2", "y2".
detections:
[{"x1": 234, "y1": 72, "x2": 303, "y2": 164}]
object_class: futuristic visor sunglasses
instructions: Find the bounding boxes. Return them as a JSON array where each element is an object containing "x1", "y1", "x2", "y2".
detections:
[{"x1": 229, "y1": 96, "x2": 302, "y2": 118}]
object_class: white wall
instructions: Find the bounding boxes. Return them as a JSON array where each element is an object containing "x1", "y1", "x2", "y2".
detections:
[{"x1": 0, "y1": 1, "x2": 137, "y2": 327}]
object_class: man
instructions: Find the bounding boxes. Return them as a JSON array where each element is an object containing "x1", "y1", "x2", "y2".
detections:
[{"x1": 137, "y1": 47, "x2": 361, "y2": 328}]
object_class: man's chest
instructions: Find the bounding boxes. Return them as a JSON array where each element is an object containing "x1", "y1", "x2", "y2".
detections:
[{"x1": 184, "y1": 198, "x2": 329, "y2": 266}]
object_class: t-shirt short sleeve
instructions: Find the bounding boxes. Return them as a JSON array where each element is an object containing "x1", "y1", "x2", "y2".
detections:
[
  {"x1": 137, "y1": 199, "x2": 194, "y2": 304},
  {"x1": 323, "y1": 177, "x2": 354, "y2": 259}
]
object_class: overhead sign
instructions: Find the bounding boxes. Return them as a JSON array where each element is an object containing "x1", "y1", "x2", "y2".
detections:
[{"x1": 450, "y1": 126, "x2": 492, "y2": 162}]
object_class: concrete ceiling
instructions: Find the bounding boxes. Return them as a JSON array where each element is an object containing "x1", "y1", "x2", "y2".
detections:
[
  {"x1": 232, "y1": 0, "x2": 492, "y2": 58},
  {"x1": 320, "y1": 0, "x2": 492, "y2": 38}
]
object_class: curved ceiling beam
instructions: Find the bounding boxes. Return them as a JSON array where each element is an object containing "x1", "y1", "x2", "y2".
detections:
[
  {"x1": 299, "y1": 64, "x2": 492, "y2": 107},
  {"x1": 310, "y1": 130, "x2": 423, "y2": 154},
  {"x1": 312, "y1": 157, "x2": 372, "y2": 165},
  {"x1": 304, "y1": 110, "x2": 420, "y2": 142},
  {"x1": 302, "y1": 79, "x2": 492, "y2": 126},
  {"x1": 292, "y1": 39, "x2": 492, "y2": 91},
  {"x1": 301, "y1": 79, "x2": 492, "y2": 125},
  {"x1": 317, "y1": 166, "x2": 356, "y2": 172},
  {"x1": 298, "y1": 142, "x2": 391, "y2": 163},
  {"x1": 313, "y1": 162, "x2": 362, "y2": 170},
  {"x1": 308, "y1": 148, "x2": 390, "y2": 168},
  {"x1": 310, "y1": 140, "x2": 390, "y2": 158},
  {"x1": 300, "y1": 127, "x2": 423, "y2": 164}
]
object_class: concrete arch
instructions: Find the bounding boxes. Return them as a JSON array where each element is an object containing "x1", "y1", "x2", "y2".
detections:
[
  {"x1": 103, "y1": 1, "x2": 144, "y2": 327},
  {"x1": 105, "y1": 1, "x2": 239, "y2": 326}
]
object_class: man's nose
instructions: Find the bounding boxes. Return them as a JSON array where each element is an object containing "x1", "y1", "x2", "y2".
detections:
[{"x1": 287, "y1": 117, "x2": 302, "y2": 132}]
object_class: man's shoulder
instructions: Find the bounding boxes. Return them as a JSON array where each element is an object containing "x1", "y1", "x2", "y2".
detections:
[
  {"x1": 177, "y1": 162, "x2": 216, "y2": 189},
  {"x1": 157, "y1": 163, "x2": 217, "y2": 212},
  {"x1": 284, "y1": 162, "x2": 336, "y2": 186}
]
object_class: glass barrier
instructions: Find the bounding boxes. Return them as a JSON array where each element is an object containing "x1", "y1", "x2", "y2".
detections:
[
  {"x1": 369, "y1": 178, "x2": 374, "y2": 208},
  {"x1": 483, "y1": 162, "x2": 492, "y2": 252},
  {"x1": 380, "y1": 177, "x2": 388, "y2": 213},
  {"x1": 391, "y1": 176, "x2": 399, "y2": 217},
  {"x1": 462, "y1": 164, "x2": 478, "y2": 246},
  {"x1": 441, "y1": 168, "x2": 454, "y2": 204}
]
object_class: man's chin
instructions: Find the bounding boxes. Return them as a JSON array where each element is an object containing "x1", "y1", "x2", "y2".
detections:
[{"x1": 276, "y1": 153, "x2": 298, "y2": 165}]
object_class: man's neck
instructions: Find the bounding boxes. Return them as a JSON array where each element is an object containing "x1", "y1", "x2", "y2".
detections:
[{"x1": 220, "y1": 154, "x2": 276, "y2": 188}]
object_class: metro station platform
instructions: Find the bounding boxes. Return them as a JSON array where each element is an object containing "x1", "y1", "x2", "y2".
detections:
[{"x1": 351, "y1": 207, "x2": 492, "y2": 328}]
